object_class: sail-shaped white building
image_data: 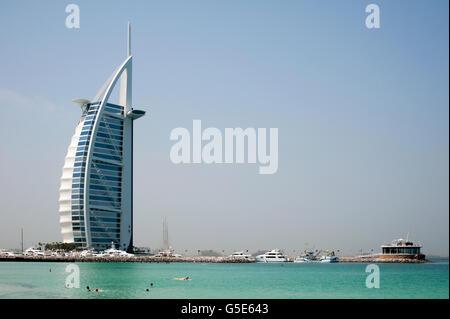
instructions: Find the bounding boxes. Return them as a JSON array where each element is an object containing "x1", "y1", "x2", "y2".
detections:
[{"x1": 59, "y1": 23, "x2": 145, "y2": 252}]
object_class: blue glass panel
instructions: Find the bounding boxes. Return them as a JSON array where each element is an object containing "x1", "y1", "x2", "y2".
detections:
[{"x1": 93, "y1": 153, "x2": 121, "y2": 161}]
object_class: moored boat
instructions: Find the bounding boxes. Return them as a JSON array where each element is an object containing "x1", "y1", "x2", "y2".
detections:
[
  {"x1": 294, "y1": 251, "x2": 318, "y2": 263},
  {"x1": 319, "y1": 255, "x2": 339, "y2": 263},
  {"x1": 230, "y1": 251, "x2": 255, "y2": 261},
  {"x1": 256, "y1": 249, "x2": 288, "y2": 263}
]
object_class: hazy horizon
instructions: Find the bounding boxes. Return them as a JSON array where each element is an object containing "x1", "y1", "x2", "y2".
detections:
[{"x1": 0, "y1": 1, "x2": 448, "y2": 256}]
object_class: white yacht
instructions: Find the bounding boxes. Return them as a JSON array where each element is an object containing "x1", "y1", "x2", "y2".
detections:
[
  {"x1": 230, "y1": 251, "x2": 255, "y2": 261},
  {"x1": 24, "y1": 247, "x2": 44, "y2": 257},
  {"x1": 255, "y1": 249, "x2": 288, "y2": 263},
  {"x1": 102, "y1": 242, "x2": 134, "y2": 257}
]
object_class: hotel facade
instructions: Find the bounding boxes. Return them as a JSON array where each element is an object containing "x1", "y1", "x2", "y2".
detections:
[{"x1": 58, "y1": 24, "x2": 145, "y2": 251}]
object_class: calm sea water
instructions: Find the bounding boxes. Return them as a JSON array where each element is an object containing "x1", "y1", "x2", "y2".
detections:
[{"x1": 0, "y1": 258, "x2": 448, "y2": 299}]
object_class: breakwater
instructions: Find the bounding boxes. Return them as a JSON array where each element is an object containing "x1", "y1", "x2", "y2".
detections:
[
  {"x1": 339, "y1": 256, "x2": 429, "y2": 263},
  {"x1": 0, "y1": 255, "x2": 430, "y2": 263},
  {"x1": 0, "y1": 255, "x2": 254, "y2": 263}
]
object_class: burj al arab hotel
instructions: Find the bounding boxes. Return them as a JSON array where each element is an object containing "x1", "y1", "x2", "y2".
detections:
[{"x1": 59, "y1": 23, "x2": 145, "y2": 252}]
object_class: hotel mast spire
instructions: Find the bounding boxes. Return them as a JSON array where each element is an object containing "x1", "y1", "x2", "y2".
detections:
[
  {"x1": 127, "y1": 21, "x2": 131, "y2": 57},
  {"x1": 120, "y1": 22, "x2": 132, "y2": 112}
]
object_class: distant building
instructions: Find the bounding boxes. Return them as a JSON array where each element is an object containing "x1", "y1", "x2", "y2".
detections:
[{"x1": 380, "y1": 238, "x2": 425, "y2": 260}]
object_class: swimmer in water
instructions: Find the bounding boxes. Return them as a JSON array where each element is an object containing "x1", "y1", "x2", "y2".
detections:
[
  {"x1": 86, "y1": 286, "x2": 91, "y2": 292},
  {"x1": 184, "y1": 276, "x2": 189, "y2": 280},
  {"x1": 150, "y1": 283, "x2": 154, "y2": 288},
  {"x1": 94, "y1": 288, "x2": 99, "y2": 292},
  {"x1": 146, "y1": 288, "x2": 149, "y2": 292}
]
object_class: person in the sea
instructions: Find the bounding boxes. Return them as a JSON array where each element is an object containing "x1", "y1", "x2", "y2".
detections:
[
  {"x1": 184, "y1": 276, "x2": 189, "y2": 280},
  {"x1": 150, "y1": 283, "x2": 154, "y2": 288},
  {"x1": 86, "y1": 286, "x2": 91, "y2": 292},
  {"x1": 146, "y1": 288, "x2": 149, "y2": 292}
]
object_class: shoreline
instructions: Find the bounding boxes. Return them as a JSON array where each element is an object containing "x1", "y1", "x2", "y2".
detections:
[
  {"x1": 0, "y1": 256, "x2": 253, "y2": 263},
  {"x1": 0, "y1": 255, "x2": 431, "y2": 263}
]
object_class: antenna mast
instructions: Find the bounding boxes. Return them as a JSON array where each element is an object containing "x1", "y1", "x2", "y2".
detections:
[
  {"x1": 163, "y1": 217, "x2": 169, "y2": 251},
  {"x1": 21, "y1": 228, "x2": 23, "y2": 254}
]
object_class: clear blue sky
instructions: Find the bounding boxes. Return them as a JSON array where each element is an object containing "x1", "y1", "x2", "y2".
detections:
[{"x1": 0, "y1": 1, "x2": 448, "y2": 255}]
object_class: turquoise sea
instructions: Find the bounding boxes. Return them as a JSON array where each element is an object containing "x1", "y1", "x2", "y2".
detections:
[{"x1": 0, "y1": 258, "x2": 448, "y2": 299}]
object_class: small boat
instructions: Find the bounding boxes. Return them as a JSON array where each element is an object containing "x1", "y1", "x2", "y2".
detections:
[
  {"x1": 293, "y1": 251, "x2": 317, "y2": 263},
  {"x1": 318, "y1": 250, "x2": 339, "y2": 263},
  {"x1": 255, "y1": 249, "x2": 288, "y2": 263},
  {"x1": 319, "y1": 255, "x2": 339, "y2": 263},
  {"x1": 293, "y1": 257, "x2": 311, "y2": 263},
  {"x1": 24, "y1": 247, "x2": 44, "y2": 257},
  {"x1": 0, "y1": 251, "x2": 17, "y2": 257},
  {"x1": 80, "y1": 249, "x2": 97, "y2": 257},
  {"x1": 155, "y1": 249, "x2": 182, "y2": 258},
  {"x1": 230, "y1": 251, "x2": 255, "y2": 261}
]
